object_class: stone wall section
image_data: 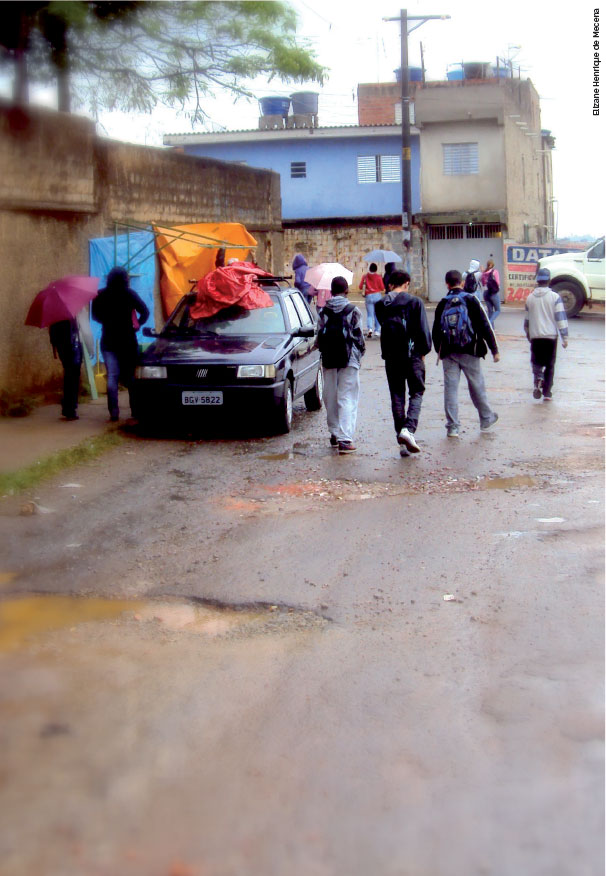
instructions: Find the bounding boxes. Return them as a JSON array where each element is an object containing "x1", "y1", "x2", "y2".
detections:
[{"x1": 283, "y1": 223, "x2": 425, "y2": 295}]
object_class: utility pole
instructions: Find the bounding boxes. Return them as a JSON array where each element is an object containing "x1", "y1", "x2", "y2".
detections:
[{"x1": 384, "y1": 10, "x2": 450, "y2": 272}]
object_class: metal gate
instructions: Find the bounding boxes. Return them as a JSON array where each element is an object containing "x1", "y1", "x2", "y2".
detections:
[{"x1": 427, "y1": 224, "x2": 504, "y2": 302}]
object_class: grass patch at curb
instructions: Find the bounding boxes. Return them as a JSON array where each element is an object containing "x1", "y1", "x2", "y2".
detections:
[{"x1": 0, "y1": 432, "x2": 125, "y2": 496}]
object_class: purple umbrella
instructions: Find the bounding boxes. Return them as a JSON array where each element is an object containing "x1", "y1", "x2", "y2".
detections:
[{"x1": 25, "y1": 276, "x2": 99, "y2": 328}]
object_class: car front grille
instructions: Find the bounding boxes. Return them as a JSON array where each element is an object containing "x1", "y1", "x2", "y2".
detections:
[{"x1": 167, "y1": 365, "x2": 238, "y2": 384}]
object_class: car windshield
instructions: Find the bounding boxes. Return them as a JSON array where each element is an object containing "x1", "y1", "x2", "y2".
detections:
[{"x1": 163, "y1": 296, "x2": 287, "y2": 336}]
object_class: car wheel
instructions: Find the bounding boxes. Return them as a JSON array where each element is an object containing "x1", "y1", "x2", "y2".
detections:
[
  {"x1": 274, "y1": 379, "x2": 293, "y2": 433},
  {"x1": 552, "y1": 280, "x2": 585, "y2": 317},
  {"x1": 304, "y1": 367, "x2": 323, "y2": 411}
]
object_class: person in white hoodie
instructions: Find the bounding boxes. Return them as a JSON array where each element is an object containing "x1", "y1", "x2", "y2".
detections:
[
  {"x1": 523, "y1": 267, "x2": 568, "y2": 400},
  {"x1": 462, "y1": 259, "x2": 483, "y2": 302}
]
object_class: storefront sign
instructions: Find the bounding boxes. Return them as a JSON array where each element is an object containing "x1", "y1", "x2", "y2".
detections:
[{"x1": 504, "y1": 243, "x2": 586, "y2": 303}]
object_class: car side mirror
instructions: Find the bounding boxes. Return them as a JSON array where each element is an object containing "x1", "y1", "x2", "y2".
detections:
[
  {"x1": 142, "y1": 327, "x2": 158, "y2": 338},
  {"x1": 292, "y1": 326, "x2": 315, "y2": 338}
]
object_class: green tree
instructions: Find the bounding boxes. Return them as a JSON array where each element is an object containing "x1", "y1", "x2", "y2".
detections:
[{"x1": 0, "y1": 1, "x2": 325, "y2": 121}]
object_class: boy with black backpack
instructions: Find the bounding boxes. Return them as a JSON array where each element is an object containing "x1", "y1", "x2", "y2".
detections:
[
  {"x1": 432, "y1": 269, "x2": 500, "y2": 439},
  {"x1": 375, "y1": 270, "x2": 432, "y2": 456},
  {"x1": 317, "y1": 276, "x2": 366, "y2": 454}
]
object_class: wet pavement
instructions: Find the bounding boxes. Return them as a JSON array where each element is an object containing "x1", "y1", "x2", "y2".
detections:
[{"x1": 0, "y1": 308, "x2": 604, "y2": 876}]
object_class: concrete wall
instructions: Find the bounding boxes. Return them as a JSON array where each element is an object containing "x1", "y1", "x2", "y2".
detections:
[
  {"x1": 182, "y1": 133, "x2": 421, "y2": 221},
  {"x1": 0, "y1": 101, "x2": 282, "y2": 403},
  {"x1": 420, "y1": 119, "x2": 507, "y2": 212}
]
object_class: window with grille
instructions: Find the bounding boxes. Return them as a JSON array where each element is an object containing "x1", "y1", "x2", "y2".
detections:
[
  {"x1": 357, "y1": 155, "x2": 401, "y2": 184},
  {"x1": 429, "y1": 223, "x2": 501, "y2": 240},
  {"x1": 290, "y1": 161, "x2": 306, "y2": 178},
  {"x1": 442, "y1": 143, "x2": 479, "y2": 175}
]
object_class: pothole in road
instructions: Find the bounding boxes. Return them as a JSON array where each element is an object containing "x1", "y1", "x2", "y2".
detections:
[
  {"x1": 218, "y1": 472, "x2": 547, "y2": 514},
  {"x1": 0, "y1": 594, "x2": 328, "y2": 651}
]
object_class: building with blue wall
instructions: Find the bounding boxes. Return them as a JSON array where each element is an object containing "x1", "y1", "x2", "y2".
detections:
[{"x1": 164, "y1": 125, "x2": 420, "y2": 223}]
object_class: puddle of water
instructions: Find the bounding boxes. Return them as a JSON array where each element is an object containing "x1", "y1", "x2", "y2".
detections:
[
  {"x1": 0, "y1": 572, "x2": 17, "y2": 588},
  {"x1": 135, "y1": 602, "x2": 263, "y2": 635},
  {"x1": 478, "y1": 475, "x2": 536, "y2": 490},
  {"x1": 0, "y1": 595, "x2": 288, "y2": 651},
  {"x1": 0, "y1": 595, "x2": 141, "y2": 651},
  {"x1": 259, "y1": 451, "x2": 295, "y2": 461}
]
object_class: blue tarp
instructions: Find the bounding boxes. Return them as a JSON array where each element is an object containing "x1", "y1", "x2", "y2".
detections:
[{"x1": 88, "y1": 230, "x2": 156, "y2": 362}]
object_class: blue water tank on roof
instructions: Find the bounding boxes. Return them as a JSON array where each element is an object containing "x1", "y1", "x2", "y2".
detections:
[
  {"x1": 259, "y1": 96, "x2": 290, "y2": 116},
  {"x1": 394, "y1": 67, "x2": 423, "y2": 83}
]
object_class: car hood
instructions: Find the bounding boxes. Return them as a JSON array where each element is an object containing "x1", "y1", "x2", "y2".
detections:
[
  {"x1": 540, "y1": 252, "x2": 584, "y2": 266},
  {"x1": 141, "y1": 333, "x2": 290, "y2": 365}
]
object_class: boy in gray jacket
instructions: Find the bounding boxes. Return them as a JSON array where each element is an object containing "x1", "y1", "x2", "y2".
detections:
[
  {"x1": 317, "y1": 276, "x2": 366, "y2": 454},
  {"x1": 524, "y1": 268, "x2": 569, "y2": 400}
]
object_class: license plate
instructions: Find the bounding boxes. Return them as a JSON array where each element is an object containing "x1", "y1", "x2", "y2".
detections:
[{"x1": 182, "y1": 391, "x2": 223, "y2": 406}]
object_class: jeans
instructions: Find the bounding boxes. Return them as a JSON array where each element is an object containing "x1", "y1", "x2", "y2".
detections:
[
  {"x1": 442, "y1": 353, "x2": 495, "y2": 430},
  {"x1": 322, "y1": 365, "x2": 360, "y2": 444},
  {"x1": 530, "y1": 338, "x2": 557, "y2": 395},
  {"x1": 56, "y1": 339, "x2": 82, "y2": 418},
  {"x1": 385, "y1": 356, "x2": 426, "y2": 434},
  {"x1": 484, "y1": 292, "x2": 501, "y2": 326},
  {"x1": 364, "y1": 293, "x2": 382, "y2": 334},
  {"x1": 103, "y1": 348, "x2": 136, "y2": 418}
]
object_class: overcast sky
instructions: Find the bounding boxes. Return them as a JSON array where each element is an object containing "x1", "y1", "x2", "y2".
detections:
[{"x1": 5, "y1": 0, "x2": 604, "y2": 238}]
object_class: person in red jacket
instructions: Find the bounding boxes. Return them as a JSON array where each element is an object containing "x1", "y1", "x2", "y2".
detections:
[{"x1": 359, "y1": 263, "x2": 384, "y2": 338}]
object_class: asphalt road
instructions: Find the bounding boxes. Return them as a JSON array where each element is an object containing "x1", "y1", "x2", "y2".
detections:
[{"x1": 0, "y1": 309, "x2": 603, "y2": 876}]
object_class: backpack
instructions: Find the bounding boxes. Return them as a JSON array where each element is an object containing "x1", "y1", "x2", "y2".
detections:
[
  {"x1": 318, "y1": 303, "x2": 355, "y2": 368},
  {"x1": 485, "y1": 270, "x2": 500, "y2": 295},
  {"x1": 379, "y1": 304, "x2": 412, "y2": 358},
  {"x1": 463, "y1": 272, "x2": 478, "y2": 294},
  {"x1": 439, "y1": 292, "x2": 475, "y2": 351}
]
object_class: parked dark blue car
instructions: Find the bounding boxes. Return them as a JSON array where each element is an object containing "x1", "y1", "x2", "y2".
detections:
[{"x1": 131, "y1": 279, "x2": 323, "y2": 433}]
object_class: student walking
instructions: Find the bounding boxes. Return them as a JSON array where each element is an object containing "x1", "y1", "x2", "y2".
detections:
[
  {"x1": 432, "y1": 269, "x2": 500, "y2": 438},
  {"x1": 481, "y1": 259, "x2": 501, "y2": 326},
  {"x1": 317, "y1": 276, "x2": 366, "y2": 454},
  {"x1": 375, "y1": 270, "x2": 432, "y2": 457},
  {"x1": 359, "y1": 262, "x2": 384, "y2": 338},
  {"x1": 462, "y1": 259, "x2": 483, "y2": 304},
  {"x1": 92, "y1": 267, "x2": 149, "y2": 422},
  {"x1": 524, "y1": 267, "x2": 568, "y2": 400}
]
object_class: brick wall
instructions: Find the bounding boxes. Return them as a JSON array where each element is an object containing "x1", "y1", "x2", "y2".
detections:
[
  {"x1": 0, "y1": 101, "x2": 283, "y2": 402},
  {"x1": 283, "y1": 222, "x2": 425, "y2": 296},
  {"x1": 357, "y1": 83, "x2": 401, "y2": 126}
]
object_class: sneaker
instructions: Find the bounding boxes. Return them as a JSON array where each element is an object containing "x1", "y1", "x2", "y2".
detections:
[
  {"x1": 447, "y1": 428, "x2": 459, "y2": 438},
  {"x1": 480, "y1": 413, "x2": 499, "y2": 431},
  {"x1": 109, "y1": 414, "x2": 119, "y2": 423},
  {"x1": 366, "y1": 330, "x2": 373, "y2": 338},
  {"x1": 543, "y1": 391, "x2": 553, "y2": 401},
  {"x1": 399, "y1": 446, "x2": 411, "y2": 457},
  {"x1": 329, "y1": 434, "x2": 338, "y2": 447},
  {"x1": 338, "y1": 442, "x2": 357, "y2": 454},
  {"x1": 397, "y1": 427, "x2": 420, "y2": 453},
  {"x1": 61, "y1": 413, "x2": 79, "y2": 421},
  {"x1": 533, "y1": 377, "x2": 543, "y2": 399}
]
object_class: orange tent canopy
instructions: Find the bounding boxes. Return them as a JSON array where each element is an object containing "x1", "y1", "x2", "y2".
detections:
[{"x1": 153, "y1": 222, "x2": 257, "y2": 318}]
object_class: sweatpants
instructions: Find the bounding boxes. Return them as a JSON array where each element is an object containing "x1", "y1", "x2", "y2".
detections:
[
  {"x1": 442, "y1": 353, "x2": 495, "y2": 430},
  {"x1": 322, "y1": 365, "x2": 360, "y2": 444},
  {"x1": 384, "y1": 356, "x2": 425, "y2": 435},
  {"x1": 530, "y1": 337, "x2": 557, "y2": 395}
]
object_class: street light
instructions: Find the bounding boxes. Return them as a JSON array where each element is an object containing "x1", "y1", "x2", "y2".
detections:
[{"x1": 384, "y1": 10, "x2": 450, "y2": 271}]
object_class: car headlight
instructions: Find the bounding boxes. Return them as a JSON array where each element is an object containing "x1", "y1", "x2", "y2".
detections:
[
  {"x1": 135, "y1": 366, "x2": 167, "y2": 379},
  {"x1": 237, "y1": 364, "x2": 276, "y2": 378}
]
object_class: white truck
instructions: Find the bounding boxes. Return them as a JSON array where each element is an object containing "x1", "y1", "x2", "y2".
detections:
[{"x1": 537, "y1": 237, "x2": 605, "y2": 317}]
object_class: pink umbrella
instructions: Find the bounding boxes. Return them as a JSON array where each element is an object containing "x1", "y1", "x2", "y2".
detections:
[
  {"x1": 304, "y1": 263, "x2": 354, "y2": 291},
  {"x1": 25, "y1": 276, "x2": 99, "y2": 328}
]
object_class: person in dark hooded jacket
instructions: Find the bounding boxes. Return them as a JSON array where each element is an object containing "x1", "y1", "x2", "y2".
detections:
[
  {"x1": 292, "y1": 254, "x2": 314, "y2": 304},
  {"x1": 375, "y1": 270, "x2": 432, "y2": 456},
  {"x1": 92, "y1": 266, "x2": 149, "y2": 422}
]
